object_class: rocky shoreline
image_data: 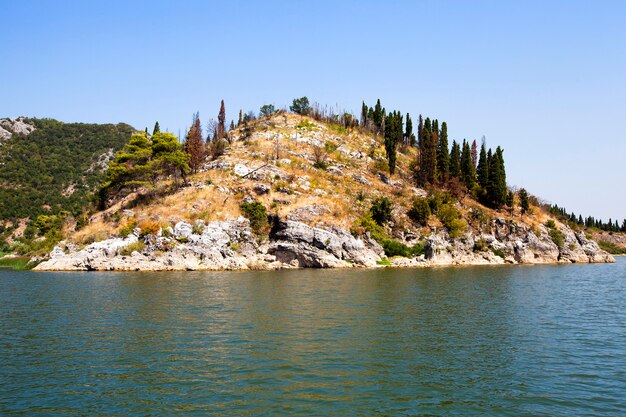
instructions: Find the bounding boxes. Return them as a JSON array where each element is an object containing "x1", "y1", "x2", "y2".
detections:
[{"x1": 35, "y1": 217, "x2": 614, "y2": 272}]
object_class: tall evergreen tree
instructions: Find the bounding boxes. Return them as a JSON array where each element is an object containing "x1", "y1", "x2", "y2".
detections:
[
  {"x1": 217, "y1": 100, "x2": 226, "y2": 140},
  {"x1": 185, "y1": 115, "x2": 205, "y2": 173},
  {"x1": 417, "y1": 114, "x2": 424, "y2": 148},
  {"x1": 373, "y1": 99, "x2": 383, "y2": 133},
  {"x1": 460, "y1": 139, "x2": 476, "y2": 189},
  {"x1": 405, "y1": 113, "x2": 415, "y2": 146},
  {"x1": 152, "y1": 121, "x2": 160, "y2": 135},
  {"x1": 237, "y1": 110, "x2": 243, "y2": 127},
  {"x1": 384, "y1": 111, "x2": 403, "y2": 175},
  {"x1": 477, "y1": 142, "x2": 489, "y2": 188},
  {"x1": 487, "y1": 146, "x2": 507, "y2": 208},
  {"x1": 437, "y1": 121, "x2": 450, "y2": 182},
  {"x1": 361, "y1": 102, "x2": 368, "y2": 127},
  {"x1": 418, "y1": 119, "x2": 438, "y2": 185},
  {"x1": 471, "y1": 140, "x2": 478, "y2": 170},
  {"x1": 449, "y1": 140, "x2": 461, "y2": 178}
]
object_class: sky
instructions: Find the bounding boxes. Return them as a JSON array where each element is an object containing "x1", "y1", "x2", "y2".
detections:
[{"x1": 1, "y1": 0, "x2": 625, "y2": 221}]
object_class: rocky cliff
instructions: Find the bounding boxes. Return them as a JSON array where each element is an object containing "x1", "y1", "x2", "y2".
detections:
[{"x1": 35, "y1": 216, "x2": 613, "y2": 271}]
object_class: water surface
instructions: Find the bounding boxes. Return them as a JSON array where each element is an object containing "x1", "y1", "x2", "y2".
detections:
[{"x1": 1, "y1": 260, "x2": 625, "y2": 415}]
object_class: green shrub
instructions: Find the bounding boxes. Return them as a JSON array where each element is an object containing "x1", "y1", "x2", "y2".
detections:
[
  {"x1": 598, "y1": 240, "x2": 626, "y2": 255},
  {"x1": 370, "y1": 196, "x2": 393, "y2": 225},
  {"x1": 240, "y1": 201, "x2": 269, "y2": 235},
  {"x1": 119, "y1": 220, "x2": 137, "y2": 238},
  {"x1": 192, "y1": 223, "x2": 205, "y2": 235},
  {"x1": 428, "y1": 191, "x2": 454, "y2": 214},
  {"x1": 548, "y1": 228, "x2": 565, "y2": 248},
  {"x1": 438, "y1": 203, "x2": 467, "y2": 238},
  {"x1": 407, "y1": 198, "x2": 430, "y2": 226},
  {"x1": 491, "y1": 247, "x2": 506, "y2": 258},
  {"x1": 382, "y1": 240, "x2": 425, "y2": 257},
  {"x1": 545, "y1": 219, "x2": 556, "y2": 229},
  {"x1": 473, "y1": 238, "x2": 488, "y2": 252}
]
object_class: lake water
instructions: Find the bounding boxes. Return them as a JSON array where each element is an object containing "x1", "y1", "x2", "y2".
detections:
[{"x1": 1, "y1": 259, "x2": 625, "y2": 416}]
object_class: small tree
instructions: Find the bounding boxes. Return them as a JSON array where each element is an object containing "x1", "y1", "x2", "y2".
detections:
[
  {"x1": 407, "y1": 198, "x2": 431, "y2": 226},
  {"x1": 259, "y1": 104, "x2": 276, "y2": 118},
  {"x1": 217, "y1": 100, "x2": 226, "y2": 140},
  {"x1": 185, "y1": 116, "x2": 205, "y2": 173},
  {"x1": 519, "y1": 188, "x2": 529, "y2": 215},
  {"x1": 240, "y1": 201, "x2": 269, "y2": 235},
  {"x1": 370, "y1": 196, "x2": 393, "y2": 225},
  {"x1": 290, "y1": 96, "x2": 310, "y2": 115}
]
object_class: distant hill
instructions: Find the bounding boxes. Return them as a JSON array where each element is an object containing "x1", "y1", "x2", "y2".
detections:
[{"x1": 0, "y1": 118, "x2": 134, "y2": 251}]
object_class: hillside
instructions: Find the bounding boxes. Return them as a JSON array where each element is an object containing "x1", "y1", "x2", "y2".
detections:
[
  {"x1": 33, "y1": 111, "x2": 618, "y2": 271},
  {"x1": 0, "y1": 117, "x2": 134, "y2": 254}
]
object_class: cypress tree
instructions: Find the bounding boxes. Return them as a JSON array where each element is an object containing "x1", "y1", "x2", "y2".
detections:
[
  {"x1": 237, "y1": 110, "x2": 243, "y2": 127},
  {"x1": 361, "y1": 102, "x2": 368, "y2": 126},
  {"x1": 519, "y1": 188, "x2": 529, "y2": 214},
  {"x1": 418, "y1": 120, "x2": 438, "y2": 185},
  {"x1": 477, "y1": 142, "x2": 489, "y2": 188},
  {"x1": 449, "y1": 140, "x2": 461, "y2": 178},
  {"x1": 185, "y1": 115, "x2": 205, "y2": 173},
  {"x1": 417, "y1": 114, "x2": 423, "y2": 148},
  {"x1": 373, "y1": 99, "x2": 383, "y2": 133},
  {"x1": 437, "y1": 121, "x2": 450, "y2": 182},
  {"x1": 384, "y1": 111, "x2": 402, "y2": 175},
  {"x1": 471, "y1": 140, "x2": 478, "y2": 170},
  {"x1": 405, "y1": 113, "x2": 415, "y2": 146},
  {"x1": 153, "y1": 121, "x2": 160, "y2": 135},
  {"x1": 487, "y1": 146, "x2": 507, "y2": 208},
  {"x1": 460, "y1": 140, "x2": 476, "y2": 189},
  {"x1": 217, "y1": 100, "x2": 226, "y2": 140}
]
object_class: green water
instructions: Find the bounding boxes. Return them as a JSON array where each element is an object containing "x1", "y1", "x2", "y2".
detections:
[{"x1": 1, "y1": 260, "x2": 625, "y2": 415}]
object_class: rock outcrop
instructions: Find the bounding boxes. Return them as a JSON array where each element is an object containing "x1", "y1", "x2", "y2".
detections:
[
  {"x1": 35, "y1": 215, "x2": 613, "y2": 271},
  {"x1": 0, "y1": 117, "x2": 35, "y2": 142}
]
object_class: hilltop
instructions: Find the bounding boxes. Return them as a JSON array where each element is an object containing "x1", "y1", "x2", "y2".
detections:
[{"x1": 33, "y1": 109, "x2": 616, "y2": 271}]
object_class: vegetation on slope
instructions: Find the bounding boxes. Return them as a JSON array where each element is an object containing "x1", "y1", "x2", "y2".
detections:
[{"x1": 0, "y1": 118, "x2": 134, "y2": 253}]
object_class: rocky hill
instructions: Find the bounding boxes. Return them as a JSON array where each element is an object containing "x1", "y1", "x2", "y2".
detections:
[{"x1": 34, "y1": 112, "x2": 615, "y2": 271}]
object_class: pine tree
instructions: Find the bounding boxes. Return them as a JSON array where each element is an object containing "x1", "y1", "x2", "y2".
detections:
[
  {"x1": 437, "y1": 121, "x2": 450, "y2": 182},
  {"x1": 185, "y1": 115, "x2": 205, "y2": 173},
  {"x1": 519, "y1": 188, "x2": 529, "y2": 215},
  {"x1": 237, "y1": 110, "x2": 243, "y2": 127},
  {"x1": 217, "y1": 100, "x2": 226, "y2": 140},
  {"x1": 153, "y1": 121, "x2": 160, "y2": 135},
  {"x1": 477, "y1": 142, "x2": 489, "y2": 189},
  {"x1": 449, "y1": 140, "x2": 461, "y2": 178}
]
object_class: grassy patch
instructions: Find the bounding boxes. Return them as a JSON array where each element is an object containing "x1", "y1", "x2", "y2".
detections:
[
  {"x1": 118, "y1": 240, "x2": 145, "y2": 256},
  {"x1": 598, "y1": 240, "x2": 626, "y2": 255},
  {"x1": 376, "y1": 258, "x2": 392, "y2": 266},
  {"x1": 0, "y1": 256, "x2": 35, "y2": 270}
]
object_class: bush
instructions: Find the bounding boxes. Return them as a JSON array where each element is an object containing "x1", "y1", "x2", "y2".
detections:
[
  {"x1": 438, "y1": 203, "x2": 467, "y2": 238},
  {"x1": 473, "y1": 238, "x2": 488, "y2": 252},
  {"x1": 382, "y1": 240, "x2": 425, "y2": 258},
  {"x1": 118, "y1": 240, "x2": 145, "y2": 256},
  {"x1": 598, "y1": 240, "x2": 626, "y2": 255},
  {"x1": 240, "y1": 201, "x2": 269, "y2": 235},
  {"x1": 138, "y1": 220, "x2": 160, "y2": 238},
  {"x1": 491, "y1": 247, "x2": 506, "y2": 258},
  {"x1": 545, "y1": 219, "x2": 556, "y2": 229},
  {"x1": 548, "y1": 228, "x2": 565, "y2": 248},
  {"x1": 428, "y1": 190, "x2": 454, "y2": 214},
  {"x1": 407, "y1": 198, "x2": 430, "y2": 226},
  {"x1": 119, "y1": 219, "x2": 137, "y2": 238},
  {"x1": 370, "y1": 196, "x2": 393, "y2": 225}
]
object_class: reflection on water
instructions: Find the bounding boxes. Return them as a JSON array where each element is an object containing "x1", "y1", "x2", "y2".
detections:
[{"x1": 1, "y1": 260, "x2": 625, "y2": 416}]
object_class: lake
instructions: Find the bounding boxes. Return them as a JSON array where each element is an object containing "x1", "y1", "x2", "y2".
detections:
[{"x1": 1, "y1": 259, "x2": 625, "y2": 416}]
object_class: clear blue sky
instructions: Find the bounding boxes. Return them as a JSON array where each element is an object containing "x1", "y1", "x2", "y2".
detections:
[{"x1": 2, "y1": 1, "x2": 625, "y2": 221}]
